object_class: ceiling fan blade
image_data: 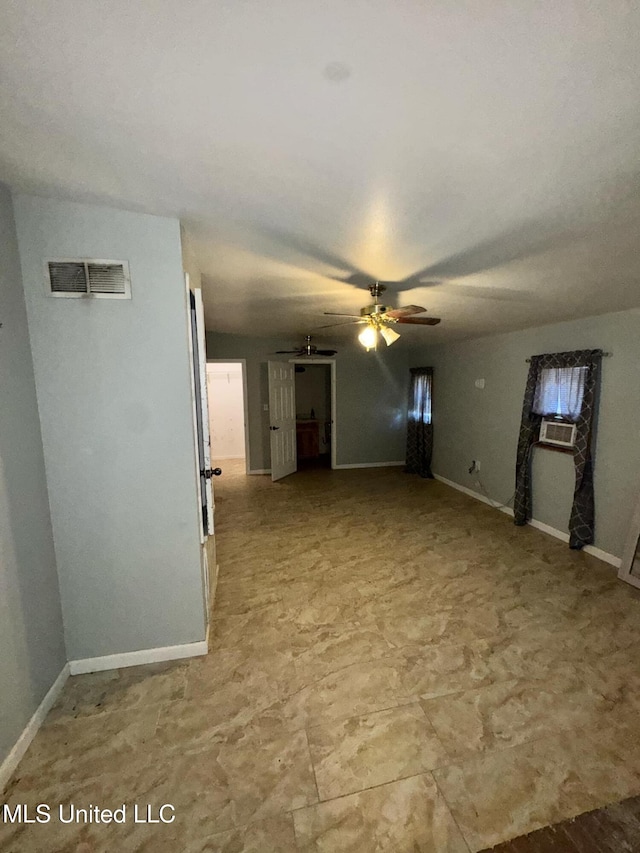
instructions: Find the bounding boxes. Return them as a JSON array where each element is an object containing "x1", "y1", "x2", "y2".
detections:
[
  {"x1": 316, "y1": 349, "x2": 338, "y2": 356},
  {"x1": 313, "y1": 319, "x2": 365, "y2": 329},
  {"x1": 384, "y1": 304, "x2": 427, "y2": 318},
  {"x1": 275, "y1": 349, "x2": 304, "y2": 354},
  {"x1": 323, "y1": 312, "x2": 362, "y2": 317},
  {"x1": 395, "y1": 316, "x2": 441, "y2": 326}
]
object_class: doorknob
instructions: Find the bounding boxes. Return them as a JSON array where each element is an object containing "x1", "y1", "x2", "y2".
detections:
[
  {"x1": 269, "y1": 426, "x2": 280, "y2": 431},
  {"x1": 203, "y1": 468, "x2": 222, "y2": 478}
]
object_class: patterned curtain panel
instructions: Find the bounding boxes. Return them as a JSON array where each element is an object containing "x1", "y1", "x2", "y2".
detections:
[
  {"x1": 514, "y1": 349, "x2": 602, "y2": 549},
  {"x1": 405, "y1": 367, "x2": 434, "y2": 479}
]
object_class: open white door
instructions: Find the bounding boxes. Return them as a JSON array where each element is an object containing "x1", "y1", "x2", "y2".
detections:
[
  {"x1": 618, "y1": 491, "x2": 640, "y2": 590},
  {"x1": 268, "y1": 360, "x2": 297, "y2": 481},
  {"x1": 190, "y1": 288, "x2": 216, "y2": 536},
  {"x1": 186, "y1": 278, "x2": 218, "y2": 614}
]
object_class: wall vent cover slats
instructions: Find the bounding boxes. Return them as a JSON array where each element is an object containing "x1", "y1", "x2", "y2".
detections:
[
  {"x1": 45, "y1": 260, "x2": 131, "y2": 299},
  {"x1": 87, "y1": 263, "x2": 127, "y2": 294},
  {"x1": 48, "y1": 262, "x2": 89, "y2": 294}
]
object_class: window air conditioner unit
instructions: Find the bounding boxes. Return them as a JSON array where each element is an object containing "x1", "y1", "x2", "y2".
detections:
[{"x1": 539, "y1": 419, "x2": 577, "y2": 448}]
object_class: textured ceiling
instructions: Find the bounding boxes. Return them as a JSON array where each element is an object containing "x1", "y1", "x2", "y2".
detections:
[{"x1": 2, "y1": 1, "x2": 640, "y2": 345}]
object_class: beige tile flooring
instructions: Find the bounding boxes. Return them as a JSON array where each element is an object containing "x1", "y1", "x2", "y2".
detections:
[{"x1": 4, "y1": 460, "x2": 640, "y2": 852}]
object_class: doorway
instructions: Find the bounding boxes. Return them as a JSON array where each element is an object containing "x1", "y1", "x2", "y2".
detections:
[
  {"x1": 206, "y1": 360, "x2": 250, "y2": 474},
  {"x1": 291, "y1": 359, "x2": 336, "y2": 470}
]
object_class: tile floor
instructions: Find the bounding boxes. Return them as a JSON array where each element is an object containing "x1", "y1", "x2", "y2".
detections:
[{"x1": 3, "y1": 461, "x2": 640, "y2": 852}]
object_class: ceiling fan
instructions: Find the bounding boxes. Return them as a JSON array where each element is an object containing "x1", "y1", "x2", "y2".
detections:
[
  {"x1": 275, "y1": 335, "x2": 338, "y2": 357},
  {"x1": 317, "y1": 283, "x2": 441, "y2": 350}
]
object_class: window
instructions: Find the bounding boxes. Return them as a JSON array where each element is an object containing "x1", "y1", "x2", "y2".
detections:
[
  {"x1": 516, "y1": 349, "x2": 602, "y2": 544},
  {"x1": 406, "y1": 366, "x2": 434, "y2": 478},
  {"x1": 409, "y1": 371, "x2": 432, "y2": 424},
  {"x1": 532, "y1": 366, "x2": 586, "y2": 422}
]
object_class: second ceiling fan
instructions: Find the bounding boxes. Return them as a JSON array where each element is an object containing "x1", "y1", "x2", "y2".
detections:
[
  {"x1": 275, "y1": 335, "x2": 338, "y2": 357},
  {"x1": 318, "y1": 283, "x2": 441, "y2": 350}
]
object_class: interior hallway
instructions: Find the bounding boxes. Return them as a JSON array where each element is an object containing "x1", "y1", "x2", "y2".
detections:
[{"x1": 3, "y1": 461, "x2": 640, "y2": 851}]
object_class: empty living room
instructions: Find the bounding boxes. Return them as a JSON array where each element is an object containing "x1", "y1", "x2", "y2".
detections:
[{"x1": 2, "y1": 2, "x2": 640, "y2": 851}]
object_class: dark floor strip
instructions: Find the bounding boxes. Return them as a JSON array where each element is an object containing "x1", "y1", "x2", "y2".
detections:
[{"x1": 480, "y1": 795, "x2": 640, "y2": 852}]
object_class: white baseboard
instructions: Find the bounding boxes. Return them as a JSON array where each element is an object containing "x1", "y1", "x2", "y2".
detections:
[
  {"x1": 525, "y1": 517, "x2": 621, "y2": 567},
  {"x1": 252, "y1": 463, "x2": 405, "y2": 474},
  {"x1": 334, "y1": 461, "x2": 405, "y2": 469},
  {"x1": 69, "y1": 639, "x2": 209, "y2": 675},
  {"x1": 433, "y1": 473, "x2": 621, "y2": 568},
  {"x1": 434, "y1": 474, "x2": 504, "y2": 509},
  {"x1": 0, "y1": 663, "x2": 70, "y2": 793}
]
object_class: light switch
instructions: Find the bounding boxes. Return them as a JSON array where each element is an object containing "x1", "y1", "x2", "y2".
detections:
[{"x1": 263, "y1": 404, "x2": 269, "y2": 411}]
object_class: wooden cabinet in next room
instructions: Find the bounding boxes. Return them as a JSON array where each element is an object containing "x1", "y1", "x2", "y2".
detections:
[{"x1": 296, "y1": 419, "x2": 319, "y2": 459}]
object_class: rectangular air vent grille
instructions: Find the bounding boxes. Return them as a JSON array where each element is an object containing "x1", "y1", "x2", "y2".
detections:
[
  {"x1": 46, "y1": 260, "x2": 131, "y2": 299},
  {"x1": 48, "y1": 261, "x2": 88, "y2": 293},
  {"x1": 540, "y1": 419, "x2": 577, "y2": 448},
  {"x1": 87, "y1": 263, "x2": 128, "y2": 294}
]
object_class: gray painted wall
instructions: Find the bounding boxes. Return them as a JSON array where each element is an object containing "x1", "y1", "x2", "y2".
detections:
[
  {"x1": 206, "y1": 333, "x2": 410, "y2": 469},
  {"x1": 0, "y1": 186, "x2": 66, "y2": 765},
  {"x1": 13, "y1": 195, "x2": 206, "y2": 660},
  {"x1": 410, "y1": 309, "x2": 640, "y2": 558}
]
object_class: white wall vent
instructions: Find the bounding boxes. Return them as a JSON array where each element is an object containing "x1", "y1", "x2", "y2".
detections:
[
  {"x1": 46, "y1": 260, "x2": 131, "y2": 299},
  {"x1": 539, "y1": 419, "x2": 577, "y2": 448}
]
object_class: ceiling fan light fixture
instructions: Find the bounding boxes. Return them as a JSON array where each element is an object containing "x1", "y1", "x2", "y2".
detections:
[
  {"x1": 380, "y1": 326, "x2": 400, "y2": 346},
  {"x1": 358, "y1": 325, "x2": 377, "y2": 350},
  {"x1": 322, "y1": 281, "x2": 441, "y2": 348}
]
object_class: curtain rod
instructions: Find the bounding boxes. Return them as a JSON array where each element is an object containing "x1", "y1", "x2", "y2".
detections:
[{"x1": 525, "y1": 352, "x2": 612, "y2": 362}]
